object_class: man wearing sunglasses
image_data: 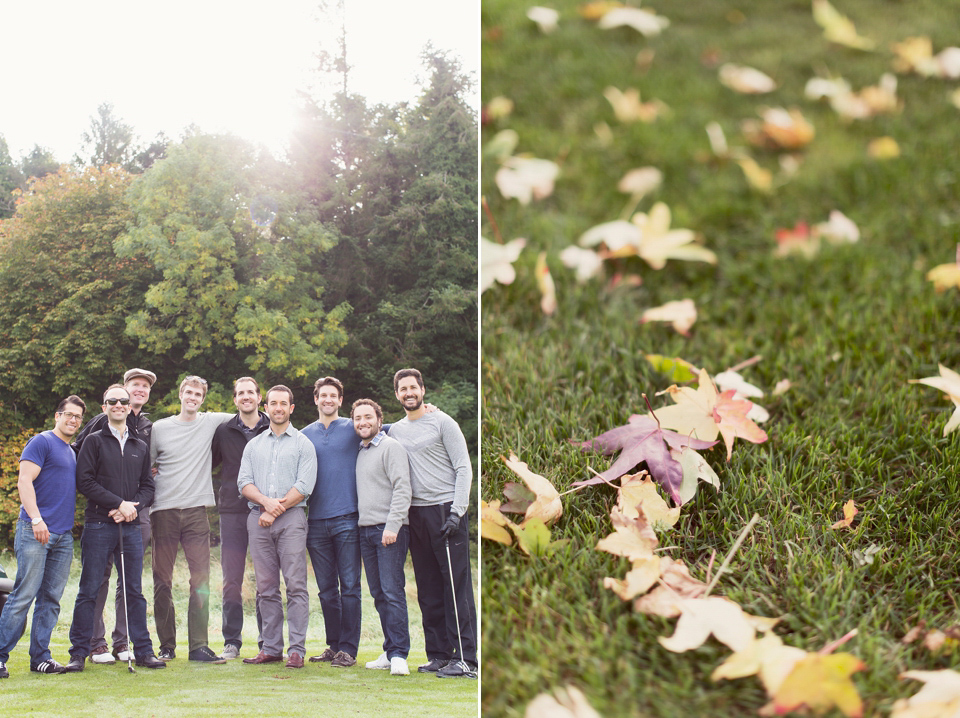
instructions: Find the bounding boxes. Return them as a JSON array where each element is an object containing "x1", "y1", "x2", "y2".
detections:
[
  {"x1": 64, "y1": 385, "x2": 164, "y2": 671},
  {"x1": 72, "y1": 368, "x2": 156, "y2": 665},
  {"x1": 0, "y1": 395, "x2": 86, "y2": 678}
]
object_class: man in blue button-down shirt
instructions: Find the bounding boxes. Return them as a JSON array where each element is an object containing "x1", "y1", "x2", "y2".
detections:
[{"x1": 236, "y1": 385, "x2": 317, "y2": 669}]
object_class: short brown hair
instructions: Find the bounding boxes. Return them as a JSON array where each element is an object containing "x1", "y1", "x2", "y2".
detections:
[
  {"x1": 266, "y1": 385, "x2": 294, "y2": 404},
  {"x1": 313, "y1": 376, "x2": 343, "y2": 399},
  {"x1": 102, "y1": 384, "x2": 129, "y2": 402},
  {"x1": 351, "y1": 398, "x2": 383, "y2": 424},
  {"x1": 57, "y1": 395, "x2": 86, "y2": 413},
  {"x1": 233, "y1": 377, "x2": 260, "y2": 396},
  {"x1": 179, "y1": 375, "x2": 208, "y2": 398},
  {"x1": 393, "y1": 368, "x2": 423, "y2": 391}
]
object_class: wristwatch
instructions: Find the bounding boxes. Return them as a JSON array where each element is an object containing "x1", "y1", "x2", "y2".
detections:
[{"x1": 31, "y1": 516, "x2": 43, "y2": 526}]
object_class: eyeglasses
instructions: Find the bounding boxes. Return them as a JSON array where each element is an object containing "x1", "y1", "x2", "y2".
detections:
[
  {"x1": 58, "y1": 412, "x2": 83, "y2": 422},
  {"x1": 104, "y1": 398, "x2": 131, "y2": 406}
]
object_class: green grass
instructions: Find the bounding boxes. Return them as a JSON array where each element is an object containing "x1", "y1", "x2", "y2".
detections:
[
  {"x1": 481, "y1": 0, "x2": 960, "y2": 715},
  {"x1": 0, "y1": 543, "x2": 479, "y2": 717}
]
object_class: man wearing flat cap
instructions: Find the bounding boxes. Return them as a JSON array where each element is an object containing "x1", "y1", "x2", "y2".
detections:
[{"x1": 72, "y1": 367, "x2": 157, "y2": 664}]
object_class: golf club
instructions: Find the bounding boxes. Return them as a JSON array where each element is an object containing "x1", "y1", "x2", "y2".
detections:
[
  {"x1": 443, "y1": 537, "x2": 477, "y2": 679},
  {"x1": 118, "y1": 525, "x2": 135, "y2": 674}
]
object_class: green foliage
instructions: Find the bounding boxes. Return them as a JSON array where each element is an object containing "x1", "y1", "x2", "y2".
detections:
[
  {"x1": 18, "y1": 144, "x2": 60, "y2": 181},
  {"x1": 0, "y1": 135, "x2": 24, "y2": 218}
]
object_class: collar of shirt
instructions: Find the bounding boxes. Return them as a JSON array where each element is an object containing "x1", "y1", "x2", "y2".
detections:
[
  {"x1": 109, "y1": 424, "x2": 129, "y2": 450},
  {"x1": 359, "y1": 430, "x2": 386, "y2": 450}
]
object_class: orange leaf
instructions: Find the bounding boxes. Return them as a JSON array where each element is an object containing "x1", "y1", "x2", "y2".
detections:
[
  {"x1": 830, "y1": 499, "x2": 859, "y2": 529},
  {"x1": 772, "y1": 652, "x2": 866, "y2": 717}
]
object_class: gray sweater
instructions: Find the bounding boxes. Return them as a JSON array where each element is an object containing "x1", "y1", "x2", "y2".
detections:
[
  {"x1": 356, "y1": 434, "x2": 411, "y2": 534},
  {"x1": 150, "y1": 412, "x2": 234, "y2": 511},
  {"x1": 385, "y1": 410, "x2": 472, "y2": 517}
]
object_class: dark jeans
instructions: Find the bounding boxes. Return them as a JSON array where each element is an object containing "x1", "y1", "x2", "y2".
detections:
[
  {"x1": 90, "y1": 509, "x2": 151, "y2": 652},
  {"x1": 220, "y1": 511, "x2": 262, "y2": 649},
  {"x1": 359, "y1": 524, "x2": 410, "y2": 660},
  {"x1": 305, "y1": 513, "x2": 361, "y2": 657},
  {"x1": 151, "y1": 506, "x2": 211, "y2": 653},
  {"x1": 70, "y1": 522, "x2": 154, "y2": 660},
  {"x1": 408, "y1": 504, "x2": 477, "y2": 665}
]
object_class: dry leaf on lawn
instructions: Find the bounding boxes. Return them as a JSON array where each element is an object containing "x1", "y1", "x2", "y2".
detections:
[
  {"x1": 892, "y1": 670, "x2": 960, "y2": 718},
  {"x1": 481, "y1": 236, "x2": 526, "y2": 293},
  {"x1": 658, "y1": 596, "x2": 758, "y2": 653},
  {"x1": 618, "y1": 473, "x2": 681, "y2": 528},
  {"x1": 771, "y1": 652, "x2": 866, "y2": 718},
  {"x1": 503, "y1": 453, "x2": 563, "y2": 525},
  {"x1": 831, "y1": 499, "x2": 859, "y2": 529},
  {"x1": 909, "y1": 364, "x2": 960, "y2": 436},
  {"x1": 712, "y1": 632, "x2": 807, "y2": 693},
  {"x1": 480, "y1": 499, "x2": 515, "y2": 546},
  {"x1": 525, "y1": 685, "x2": 603, "y2": 718},
  {"x1": 640, "y1": 298, "x2": 697, "y2": 336}
]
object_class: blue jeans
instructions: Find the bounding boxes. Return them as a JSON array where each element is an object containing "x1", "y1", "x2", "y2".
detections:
[
  {"x1": 359, "y1": 524, "x2": 410, "y2": 659},
  {"x1": 69, "y1": 522, "x2": 153, "y2": 659},
  {"x1": 306, "y1": 513, "x2": 361, "y2": 657},
  {"x1": 0, "y1": 520, "x2": 74, "y2": 664}
]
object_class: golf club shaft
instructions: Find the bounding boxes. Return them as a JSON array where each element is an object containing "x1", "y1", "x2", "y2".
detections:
[
  {"x1": 444, "y1": 537, "x2": 466, "y2": 666},
  {"x1": 118, "y1": 523, "x2": 134, "y2": 672}
]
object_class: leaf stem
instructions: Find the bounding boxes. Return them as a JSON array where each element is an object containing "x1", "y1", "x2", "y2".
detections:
[{"x1": 703, "y1": 513, "x2": 759, "y2": 598}]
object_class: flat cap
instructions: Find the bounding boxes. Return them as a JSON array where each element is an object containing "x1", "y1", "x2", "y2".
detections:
[{"x1": 123, "y1": 368, "x2": 157, "y2": 386}]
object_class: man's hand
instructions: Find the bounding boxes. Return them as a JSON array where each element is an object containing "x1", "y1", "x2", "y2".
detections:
[
  {"x1": 117, "y1": 501, "x2": 139, "y2": 522},
  {"x1": 440, "y1": 512, "x2": 461, "y2": 540},
  {"x1": 32, "y1": 519, "x2": 49, "y2": 544},
  {"x1": 261, "y1": 496, "x2": 286, "y2": 517},
  {"x1": 258, "y1": 511, "x2": 276, "y2": 528},
  {"x1": 381, "y1": 529, "x2": 398, "y2": 547},
  {"x1": 424, "y1": 402, "x2": 438, "y2": 414}
]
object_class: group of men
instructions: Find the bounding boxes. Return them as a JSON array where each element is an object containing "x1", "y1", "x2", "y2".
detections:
[{"x1": 0, "y1": 367, "x2": 477, "y2": 681}]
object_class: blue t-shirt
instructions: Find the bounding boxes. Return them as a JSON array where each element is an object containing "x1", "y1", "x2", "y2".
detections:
[
  {"x1": 302, "y1": 418, "x2": 360, "y2": 520},
  {"x1": 19, "y1": 430, "x2": 78, "y2": 535}
]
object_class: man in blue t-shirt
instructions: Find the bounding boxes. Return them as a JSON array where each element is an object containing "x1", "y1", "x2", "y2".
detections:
[{"x1": 0, "y1": 395, "x2": 87, "y2": 678}]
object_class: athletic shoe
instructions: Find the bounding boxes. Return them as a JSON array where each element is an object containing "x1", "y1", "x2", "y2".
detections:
[
  {"x1": 330, "y1": 651, "x2": 356, "y2": 667},
  {"x1": 135, "y1": 654, "x2": 166, "y2": 669},
  {"x1": 31, "y1": 659, "x2": 67, "y2": 674},
  {"x1": 113, "y1": 644, "x2": 132, "y2": 662},
  {"x1": 221, "y1": 644, "x2": 240, "y2": 660},
  {"x1": 417, "y1": 658, "x2": 451, "y2": 673},
  {"x1": 436, "y1": 660, "x2": 478, "y2": 679},
  {"x1": 309, "y1": 647, "x2": 337, "y2": 663},
  {"x1": 390, "y1": 657, "x2": 410, "y2": 676},
  {"x1": 0, "y1": 660, "x2": 8, "y2": 678},
  {"x1": 91, "y1": 645, "x2": 115, "y2": 664},
  {"x1": 188, "y1": 646, "x2": 226, "y2": 663},
  {"x1": 365, "y1": 652, "x2": 390, "y2": 670},
  {"x1": 64, "y1": 656, "x2": 85, "y2": 673},
  {"x1": 158, "y1": 647, "x2": 175, "y2": 661}
]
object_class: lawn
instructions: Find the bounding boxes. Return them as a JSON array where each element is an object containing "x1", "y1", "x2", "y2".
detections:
[
  {"x1": 0, "y1": 541, "x2": 479, "y2": 717},
  {"x1": 480, "y1": 0, "x2": 960, "y2": 716}
]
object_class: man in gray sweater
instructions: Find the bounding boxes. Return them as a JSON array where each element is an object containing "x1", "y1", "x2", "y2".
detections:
[
  {"x1": 387, "y1": 368, "x2": 476, "y2": 678},
  {"x1": 352, "y1": 399, "x2": 412, "y2": 676},
  {"x1": 149, "y1": 375, "x2": 233, "y2": 663}
]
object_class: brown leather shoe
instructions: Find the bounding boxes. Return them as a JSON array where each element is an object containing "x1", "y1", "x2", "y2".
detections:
[
  {"x1": 242, "y1": 651, "x2": 284, "y2": 665},
  {"x1": 285, "y1": 653, "x2": 304, "y2": 669}
]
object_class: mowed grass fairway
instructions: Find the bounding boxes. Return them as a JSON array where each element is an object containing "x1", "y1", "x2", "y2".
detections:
[
  {"x1": 481, "y1": 0, "x2": 960, "y2": 716},
  {"x1": 0, "y1": 542, "x2": 479, "y2": 717}
]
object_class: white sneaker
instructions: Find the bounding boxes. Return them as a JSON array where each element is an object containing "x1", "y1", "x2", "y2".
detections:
[
  {"x1": 390, "y1": 656, "x2": 410, "y2": 676},
  {"x1": 115, "y1": 649, "x2": 132, "y2": 662},
  {"x1": 365, "y1": 652, "x2": 390, "y2": 670},
  {"x1": 90, "y1": 647, "x2": 115, "y2": 664},
  {"x1": 221, "y1": 645, "x2": 240, "y2": 660}
]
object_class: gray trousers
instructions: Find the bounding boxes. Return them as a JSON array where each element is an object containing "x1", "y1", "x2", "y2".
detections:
[{"x1": 247, "y1": 507, "x2": 308, "y2": 658}]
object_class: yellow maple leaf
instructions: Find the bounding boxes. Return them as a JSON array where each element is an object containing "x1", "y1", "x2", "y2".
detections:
[
  {"x1": 658, "y1": 596, "x2": 759, "y2": 653},
  {"x1": 502, "y1": 453, "x2": 563, "y2": 525},
  {"x1": 480, "y1": 499, "x2": 515, "y2": 546},
  {"x1": 596, "y1": 508, "x2": 659, "y2": 561},
  {"x1": 926, "y1": 244, "x2": 960, "y2": 292},
  {"x1": 830, "y1": 499, "x2": 859, "y2": 529},
  {"x1": 618, "y1": 473, "x2": 681, "y2": 528},
  {"x1": 629, "y1": 202, "x2": 718, "y2": 269},
  {"x1": 603, "y1": 557, "x2": 661, "y2": 600},
  {"x1": 812, "y1": 0, "x2": 874, "y2": 50},
  {"x1": 712, "y1": 632, "x2": 807, "y2": 693},
  {"x1": 772, "y1": 652, "x2": 866, "y2": 717}
]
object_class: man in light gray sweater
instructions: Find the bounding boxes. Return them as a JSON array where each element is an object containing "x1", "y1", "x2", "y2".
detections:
[
  {"x1": 149, "y1": 375, "x2": 233, "y2": 663},
  {"x1": 388, "y1": 368, "x2": 476, "y2": 678},
  {"x1": 351, "y1": 399, "x2": 412, "y2": 676}
]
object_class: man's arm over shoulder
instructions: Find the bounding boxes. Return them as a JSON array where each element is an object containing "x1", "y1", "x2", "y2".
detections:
[{"x1": 72, "y1": 413, "x2": 107, "y2": 455}]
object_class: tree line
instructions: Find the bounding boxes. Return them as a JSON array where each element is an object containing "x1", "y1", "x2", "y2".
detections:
[{"x1": 0, "y1": 52, "x2": 478, "y2": 537}]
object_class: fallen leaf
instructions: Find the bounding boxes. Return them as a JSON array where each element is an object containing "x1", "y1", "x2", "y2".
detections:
[
  {"x1": 598, "y1": 6, "x2": 669, "y2": 36},
  {"x1": 481, "y1": 236, "x2": 526, "y2": 292},
  {"x1": 772, "y1": 379, "x2": 792, "y2": 396},
  {"x1": 503, "y1": 453, "x2": 563, "y2": 525},
  {"x1": 774, "y1": 221, "x2": 820, "y2": 259},
  {"x1": 816, "y1": 210, "x2": 861, "y2": 244},
  {"x1": 618, "y1": 166, "x2": 663, "y2": 197},
  {"x1": 641, "y1": 298, "x2": 697, "y2": 336},
  {"x1": 536, "y1": 252, "x2": 558, "y2": 315},
  {"x1": 658, "y1": 596, "x2": 759, "y2": 653},
  {"x1": 525, "y1": 685, "x2": 603, "y2": 718},
  {"x1": 712, "y1": 632, "x2": 808, "y2": 693},
  {"x1": 618, "y1": 473, "x2": 680, "y2": 528},
  {"x1": 719, "y1": 63, "x2": 777, "y2": 94},
  {"x1": 495, "y1": 156, "x2": 560, "y2": 204},
  {"x1": 527, "y1": 6, "x2": 559, "y2": 34},
  {"x1": 868, "y1": 136, "x2": 900, "y2": 159},
  {"x1": 830, "y1": 499, "x2": 859, "y2": 529},
  {"x1": 742, "y1": 107, "x2": 815, "y2": 150},
  {"x1": 579, "y1": 219, "x2": 643, "y2": 254},
  {"x1": 772, "y1": 652, "x2": 866, "y2": 717},
  {"x1": 951, "y1": 88, "x2": 960, "y2": 110},
  {"x1": 603, "y1": 557, "x2": 662, "y2": 600},
  {"x1": 909, "y1": 364, "x2": 960, "y2": 436},
  {"x1": 672, "y1": 446, "x2": 721, "y2": 505},
  {"x1": 926, "y1": 244, "x2": 960, "y2": 292},
  {"x1": 484, "y1": 128, "x2": 519, "y2": 159},
  {"x1": 603, "y1": 86, "x2": 668, "y2": 123},
  {"x1": 902, "y1": 622, "x2": 928, "y2": 645},
  {"x1": 646, "y1": 354, "x2": 699, "y2": 383},
  {"x1": 512, "y1": 517, "x2": 554, "y2": 556},
  {"x1": 500, "y1": 482, "x2": 537, "y2": 515},
  {"x1": 812, "y1": 0, "x2": 874, "y2": 50},
  {"x1": 578, "y1": 0, "x2": 621, "y2": 21},
  {"x1": 892, "y1": 670, "x2": 960, "y2": 718},
  {"x1": 480, "y1": 499, "x2": 515, "y2": 546},
  {"x1": 629, "y1": 202, "x2": 717, "y2": 269},
  {"x1": 737, "y1": 156, "x2": 774, "y2": 193},
  {"x1": 559, "y1": 245, "x2": 605, "y2": 283},
  {"x1": 484, "y1": 97, "x2": 515, "y2": 123},
  {"x1": 892, "y1": 36, "x2": 937, "y2": 75},
  {"x1": 714, "y1": 370, "x2": 764, "y2": 399}
]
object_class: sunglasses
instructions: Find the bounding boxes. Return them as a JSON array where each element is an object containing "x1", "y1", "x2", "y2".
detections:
[{"x1": 104, "y1": 398, "x2": 131, "y2": 406}]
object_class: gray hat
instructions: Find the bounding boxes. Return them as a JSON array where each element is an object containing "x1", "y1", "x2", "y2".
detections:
[{"x1": 123, "y1": 368, "x2": 157, "y2": 386}]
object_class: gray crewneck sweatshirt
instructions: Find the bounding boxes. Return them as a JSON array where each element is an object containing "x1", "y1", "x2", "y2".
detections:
[
  {"x1": 150, "y1": 412, "x2": 234, "y2": 511},
  {"x1": 356, "y1": 433, "x2": 411, "y2": 533}
]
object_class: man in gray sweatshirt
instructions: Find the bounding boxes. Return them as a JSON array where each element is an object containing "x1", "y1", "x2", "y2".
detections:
[
  {"x1": 352, "y1": 399, "x2": 412, "y2": 677},
  {"x1": 149, "y1": 375, "x2": 233, "y2": 663},
  {"x1": 387, "y1": 368, "x2": 476, "y2": 678}
]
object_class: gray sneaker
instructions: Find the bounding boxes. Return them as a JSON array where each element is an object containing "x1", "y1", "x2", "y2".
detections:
[{"x1": 221, "y1": 644, "x2": 240, "y2": 660}]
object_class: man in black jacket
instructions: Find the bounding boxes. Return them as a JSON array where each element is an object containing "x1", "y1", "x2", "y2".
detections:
[
  {"x1": 64, "y1": 385, "x2": 164, "y2": 671},
  {"x1": 72, "y1": 367, "x2": 156, "y2": 664},
  {"x1": 212, "y1": 377, "x2": 269, "y2": 660}
]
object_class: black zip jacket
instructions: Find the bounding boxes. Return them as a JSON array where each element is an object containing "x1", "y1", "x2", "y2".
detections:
[
  {"x1": 73, "y1": 409, "x2": 153, "y2": 453},
  {"x1": 212, "y1": 412, "x2": 270, "y2": 514},
  {"x1": 75, "y1": 423, "x2": 154, "y2": 524}
]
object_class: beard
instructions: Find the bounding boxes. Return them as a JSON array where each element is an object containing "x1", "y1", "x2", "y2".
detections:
[{"x1": 402, "y1": 396, "x2": 423, "y2": 411}]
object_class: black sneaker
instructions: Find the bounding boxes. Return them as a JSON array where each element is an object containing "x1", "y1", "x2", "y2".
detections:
[
  {"x1": 30, "y1": 659, "x2": 67, "y2": 674},
  {"x1": 418, "y1": 658, "x2": 451, "y2": 673},
  {"x1": 64, "y1": 656, "x2": 85, "y2": 673},
  {"x1": 188, "y1": 646, "x2": 226, "y2": 664},
  {"x1": 135, "y1": 654, "x2": 166, "y2": 669},
  {"x1": 436, "y1": 660, "x2": 478, "y2": 679},
  {"x1": 0, "y1": 660, "x2": 8, "y2": 678},
  {"x1": 158, "y1": 647, "x2": 176, "y2": 661}
]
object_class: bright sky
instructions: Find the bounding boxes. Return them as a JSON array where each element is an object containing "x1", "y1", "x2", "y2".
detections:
[{"x1": 0, "y1": 0, "x2": 478, "y2": 163}]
